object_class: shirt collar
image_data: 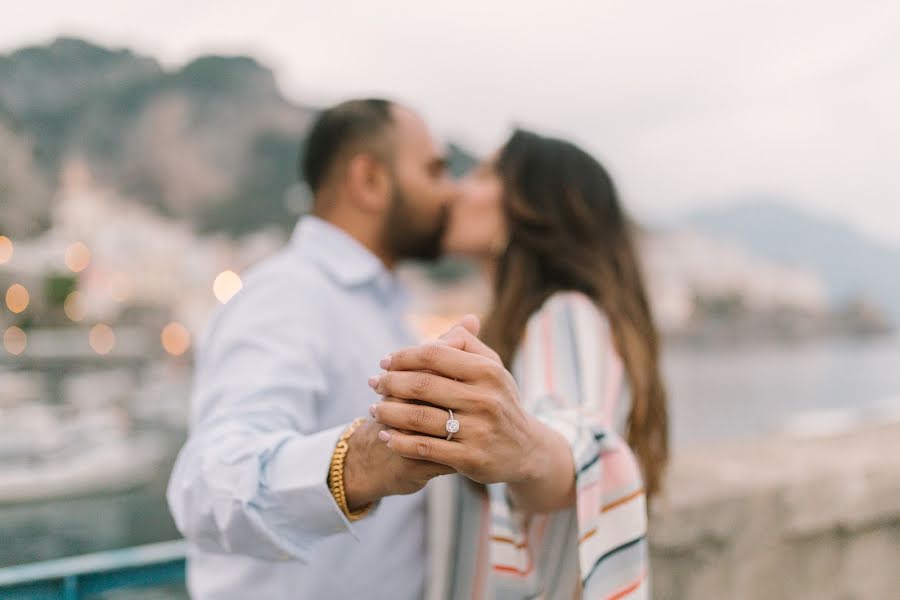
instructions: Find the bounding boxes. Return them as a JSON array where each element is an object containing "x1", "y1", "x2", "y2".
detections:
[{"x1": 290, "y1": 215, "x2": 397, "y2": 294}]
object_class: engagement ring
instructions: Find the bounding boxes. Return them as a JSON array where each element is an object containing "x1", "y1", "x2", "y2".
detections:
[{"x1": 445, "y1": 409, "x2": 460, "y2": 441}]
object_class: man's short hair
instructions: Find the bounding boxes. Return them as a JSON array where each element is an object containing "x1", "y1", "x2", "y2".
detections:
[{"x1": 300, "y1": 98, "x2": 396, "y2": 193}]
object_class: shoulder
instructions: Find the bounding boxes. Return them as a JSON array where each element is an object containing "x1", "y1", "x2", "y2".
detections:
[
  {"x1": 221, "y1": 250, "x2": 336, "y2": 316},
  {"x1": 515, "y1": 290, "x2": 614, "y2": 368},
  {"x1": 198, "y1": 249, "x2": 338, "y2": 350},
  {"x1": 525, "y1": 290, "x2": 611, "y2": 336},
  {"x1": 239, "y1": 249, "x2": 334, "y2": 304}
]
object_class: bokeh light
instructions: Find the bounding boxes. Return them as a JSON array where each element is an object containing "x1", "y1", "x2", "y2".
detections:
[
  {"x1": 64, "y1": 291, "x2": 86, "y2": 322},
  {"x1": 213, "y1": 270, "x2": 242, "y2": 304},
  {"x1": 109, "y1": 271, "x2": 133, "y2": 302},
  {"x1": 161, "y1": 322, "x2": 192, "y2": 356},
  {"x1": 65, "y1": 242, "x2": 92, "y2": 273},
  {"x1": 6, "y1": 283, "x2": 30, "y2": 314},
  {"x1": 89, "y1": 323, "x2": 116, "y2": 355},
  {"x1": 3, "y1": 326, "x2": 27, "y2": 355},
  {"x1": 0, "y1": 236, "x2": 13, "y2": 264}
]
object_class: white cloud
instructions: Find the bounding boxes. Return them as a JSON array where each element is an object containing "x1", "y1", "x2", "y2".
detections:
[{"x1": 3, "y1": 0, "x2": 899, "y2": 243}]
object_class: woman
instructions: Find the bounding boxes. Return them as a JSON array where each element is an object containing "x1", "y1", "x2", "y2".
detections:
[{"x1": 378, "y1": 129, "x2": 668, "y2": 598}]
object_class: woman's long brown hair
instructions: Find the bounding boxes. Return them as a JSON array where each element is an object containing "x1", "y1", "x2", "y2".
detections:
[{"x1": 480, "y1": 130, "x2": 669, "y2": 498}]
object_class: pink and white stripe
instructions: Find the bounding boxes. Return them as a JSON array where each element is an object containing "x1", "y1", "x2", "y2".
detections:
[{"x1": 451, "y1": 292, "x2": 649, "y2": 599}]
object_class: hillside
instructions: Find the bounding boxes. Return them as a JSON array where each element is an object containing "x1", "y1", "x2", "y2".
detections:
[{"x1": 687, "y1": 200, "x2": 900, "y2": 324}]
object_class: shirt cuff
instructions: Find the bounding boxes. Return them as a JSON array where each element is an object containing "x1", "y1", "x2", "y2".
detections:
[{"x1": 262, "y1": 423, "x2": 357, "y2": 539}]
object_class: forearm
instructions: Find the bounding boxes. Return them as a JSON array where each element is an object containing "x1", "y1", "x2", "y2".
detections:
[
  {"x1": 506, "y1": 416, "x2": 577, "y2": 513},
  {"x1": 167, "y1": 423, "x2": 352, "y2": 561}
]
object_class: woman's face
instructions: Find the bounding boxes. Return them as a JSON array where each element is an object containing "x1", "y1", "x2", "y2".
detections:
[{"x1": 442, "y1": 156, "x2": 507, "y2": 260}]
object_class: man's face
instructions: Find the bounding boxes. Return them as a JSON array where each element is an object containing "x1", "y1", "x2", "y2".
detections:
[{"x1": 382, "y1": 107, "x2": 458, "y2": 262}]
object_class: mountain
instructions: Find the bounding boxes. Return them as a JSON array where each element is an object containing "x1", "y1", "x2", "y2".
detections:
[
  {"x1": 685, "y1": 201, "x2": 900, "y2": 324},
  {"x1": 0, "y1": 38, "x2": 479, "y2": 239},
  {"x1": 0, "y1": 37, "x2": 313, "y2": 236},
  {"x1": 0, "y1": 119, "x2": 52, "y2": 236}
]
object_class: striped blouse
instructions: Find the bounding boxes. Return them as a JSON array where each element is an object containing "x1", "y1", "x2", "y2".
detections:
[{"x1": 447, "y1": 291, "x2": 649, "y2": 599}]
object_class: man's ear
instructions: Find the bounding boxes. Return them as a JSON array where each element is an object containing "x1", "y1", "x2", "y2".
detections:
[{"x1": 345, "y1": 153, "x2": 391, "y2": 214}]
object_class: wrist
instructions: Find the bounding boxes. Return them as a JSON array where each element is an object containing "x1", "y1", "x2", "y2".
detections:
[
  {"x1": 516, "y1": 415, "x2": 553, "y2": 484},
  {"x1": 508, "y1": 416, "x2": 577, "y2": 513},
  {"x1": 342, "y1": 421, "x2": 384, "y2": 510},
  {"x1": 329, "y1": 419, "x2": 379, "y2": 518}
]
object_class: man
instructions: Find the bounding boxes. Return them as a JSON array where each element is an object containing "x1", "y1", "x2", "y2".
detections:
[
  {"x1": 167, "y1": 99, "x2": 461, "y2": 599},
  {"x1": 168, "y1": 99, "x2": 573, "y2": 600}
]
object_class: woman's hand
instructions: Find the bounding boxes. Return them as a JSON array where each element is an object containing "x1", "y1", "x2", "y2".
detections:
[{"x1": 368, "y1": 319, "x2": 575, "y2": 512}]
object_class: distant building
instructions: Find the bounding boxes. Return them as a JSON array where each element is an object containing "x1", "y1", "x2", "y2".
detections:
[
  {"x1": 641, "y1": 229, "x2": 828, "y2": 335},
  {"x1": 7, "y1": 160, "x2": 285, "y2": 333}
]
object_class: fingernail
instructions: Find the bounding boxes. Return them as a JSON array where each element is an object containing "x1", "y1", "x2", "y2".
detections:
[
  {"x1": 379, "y1": 355, "x2": 392, "y2": 369},
  {"x1": 367, "y1": 375, "x2": 379, "y2": 389},
  {"x1": 369, "y1": 404, "x2": 377, "y2": 417},
  {"x1": 378, "y1": 430, "x2": 391, "y2": 443}
]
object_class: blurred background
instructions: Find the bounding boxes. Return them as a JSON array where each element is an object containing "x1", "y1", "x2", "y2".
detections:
[{"x1": 1, "y1": 1, "x2": 899, "y2": 598}]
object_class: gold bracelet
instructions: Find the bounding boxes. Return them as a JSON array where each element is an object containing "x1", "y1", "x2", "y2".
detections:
[{"x1": 328, "y1": 417, "x2": 375, "y2": 522}]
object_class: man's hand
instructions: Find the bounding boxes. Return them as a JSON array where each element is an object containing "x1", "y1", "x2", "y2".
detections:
[
  {"x1": 342, "y1": 418, "x2": 454, "y2": 511},
  {"x1": 367, "y1": 317, "x2": 551, "y2": 487},
  {"x1": 338, "y1": 317, "x2": 485, "y2": 511}
]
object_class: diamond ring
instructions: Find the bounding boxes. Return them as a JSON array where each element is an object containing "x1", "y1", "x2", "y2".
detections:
[{"x1": 445, "y1": 409, "x2": 460, "y2": 441}]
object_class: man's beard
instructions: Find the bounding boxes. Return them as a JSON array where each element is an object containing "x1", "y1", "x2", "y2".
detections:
[{"x1": 382, "y1": 186, "x2": 448, "y2": 262}]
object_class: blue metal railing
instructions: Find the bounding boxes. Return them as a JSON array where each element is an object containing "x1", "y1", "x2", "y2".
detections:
[{"x1": 0, "y1": 540, "x2": 186, "y2": 600}]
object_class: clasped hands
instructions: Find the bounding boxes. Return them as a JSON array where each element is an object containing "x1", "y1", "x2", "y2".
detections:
[
  {"x1": 343, "y1": 315, "x2": 557, "y2": 513},
  {"x1": 369, "y1": 315, "x2": 543, "y2": 487}
]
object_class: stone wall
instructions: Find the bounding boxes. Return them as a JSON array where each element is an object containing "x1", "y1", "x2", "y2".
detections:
[{"x1": 649, "y1": 423, "x2": 900, "y2": 599}]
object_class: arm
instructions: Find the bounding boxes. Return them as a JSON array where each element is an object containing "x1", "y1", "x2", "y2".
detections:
[
  {"x1": 506, "y1": 292, "x2": 620, "y2": 512},
  {"x1": 504, "y1": 417, "x2": 576, "y2": 512},
  {"x1": 513, "y1": 293, "x2": 648, "y2": 588},
  {"x1": 166, "y1": 279, "x2": 375, "y2": 562}
]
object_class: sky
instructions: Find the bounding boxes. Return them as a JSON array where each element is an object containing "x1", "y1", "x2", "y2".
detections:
[{"x1": 3, "y1": 0, "x2": 900, "y2": 244}]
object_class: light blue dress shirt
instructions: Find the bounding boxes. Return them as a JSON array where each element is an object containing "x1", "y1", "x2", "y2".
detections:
[{"x1": 167, "y1": 216, "x2": 427, "y2": 599}]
